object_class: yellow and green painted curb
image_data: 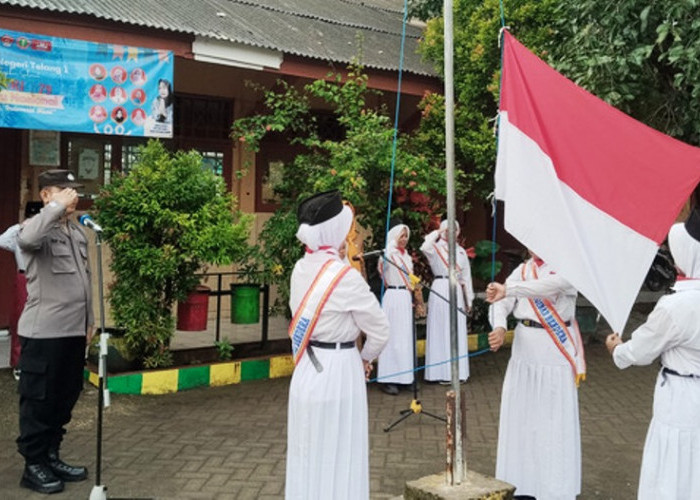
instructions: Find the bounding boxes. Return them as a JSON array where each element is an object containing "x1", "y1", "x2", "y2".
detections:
[{"x1": 85, "y1": 331, "x2": 513, "y2": 396}]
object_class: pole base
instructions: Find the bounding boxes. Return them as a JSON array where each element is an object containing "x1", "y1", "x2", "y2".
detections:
[
  {"x1": 89, "y1": 485, "x2": 108, "y2": 500},
  {"x1": 404, "y1": 470, "x2": 515, "y2": 499}
]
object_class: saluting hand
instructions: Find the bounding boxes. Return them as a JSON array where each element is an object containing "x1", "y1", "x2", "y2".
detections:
[{"x1": 52, "y1": 188, "x2": 79, "y2": 215}]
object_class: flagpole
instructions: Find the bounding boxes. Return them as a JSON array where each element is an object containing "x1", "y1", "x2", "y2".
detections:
[{"x1": 443, "y1": 0, "x2": 464, "y2": 484}]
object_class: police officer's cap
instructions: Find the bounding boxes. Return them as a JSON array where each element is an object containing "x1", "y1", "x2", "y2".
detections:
[
  {"x1": 38, "y1": 169, "x2": 83, "y2": 190},
  {"x1": 297, "y1": 190, "x2": 343, "y2": 225}
]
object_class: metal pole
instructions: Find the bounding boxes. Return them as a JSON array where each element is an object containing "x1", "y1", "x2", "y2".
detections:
[
  {"x1": 444, "y1": 0, "x2": 464, "y2": 484},
  {"x1": 90, "y1": 232, "x2": 109, "y2": 500},
  {"x1": 216, "y1": 273, "x2": 222, "y2": 342}
]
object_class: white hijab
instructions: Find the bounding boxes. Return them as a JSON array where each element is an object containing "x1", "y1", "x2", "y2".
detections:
[
  {"x1": 668, "y1": 222, "x2": 700, "y2": 279},
  {"x1": 385, "y1": 224, "x2": 410, "y2": 254},
  {"x1": 295, "y1": 204, "x2": 354, "y2": 252},
  {"x1": 439, "y1": 219, "x2": 460, "y2": 239}
]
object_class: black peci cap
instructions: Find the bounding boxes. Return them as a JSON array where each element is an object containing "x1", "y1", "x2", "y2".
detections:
[
  {"x1": 297, "y1": 190, "x2": 344, "y2": 225},
  {"x1": 685, "y1": 206, "x2": 700, "y2": 243},
  {"x1": 38, "y1": 169, "x2": 83, "y2": 190}
]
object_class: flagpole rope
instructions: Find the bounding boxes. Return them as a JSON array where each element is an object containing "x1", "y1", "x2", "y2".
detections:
[
  {"x1": 368, "y1": 347, "x2": 491, "y2": 383},
  {"x1": 379, "y1": 0, "x2": 409, "y2": 304}
]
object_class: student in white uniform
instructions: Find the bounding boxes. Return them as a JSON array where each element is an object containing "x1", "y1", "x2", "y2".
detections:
[
  {"x1": 285, "y1": 190, "x2": 389, "y2": 500},
  {"x1": 487, "y1": 251, "x2": 586, "y2": 500},
  {"x1": 420, "y1": 217, "x2": 473, "y2": 382},
  {"x1": 377, "y1": 221, "x2": 415, "y2": 395},
  {"x1": 606, "y1": 208, "x2": 700, "y2": 500}
]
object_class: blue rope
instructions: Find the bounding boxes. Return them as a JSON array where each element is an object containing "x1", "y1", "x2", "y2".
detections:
[
  {"x1": 368, "y1": 347, "x2": 492, "y2": 383},
  {"x1": 499, "y1": 0, "x2": 506, "y2": 30},
  {"x1": 380, "y1": 0, "x2": 409, "y2": 303}
]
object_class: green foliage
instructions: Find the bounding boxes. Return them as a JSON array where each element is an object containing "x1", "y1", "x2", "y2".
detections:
[
  {"x1": 551, "y1": 0, "x2": 700, "y2": 144},
  {"x1": 232, "y1": 62, "x2": 449, "y2": 305},
  {"x1": 408, "y1": 0, "x2": 443, "y2": 21},
  {"x1": 214, "y1": 337, "x2": 234, "y2": 361},
  {"x1": 94, "y1": 140, "x2": 253, "y2": 368},
  {"x1": 417, "y1": 0, "x2": 559, "y2": 200},
  {"x1": 470, "y1": 239, "x2": 502, "y2": 283},
  {"x1": 235, "y1": 211, "x2": 302, "y2": 312}
]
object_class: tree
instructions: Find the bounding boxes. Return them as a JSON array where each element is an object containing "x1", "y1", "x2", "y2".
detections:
[
  {"x1": 232, "y1": 63, "x2": 450, "y2": 305},
  {"x1": 416, "y1": 0, "x2": 558, "y2": 200},
  {"x1": 552, "y1": 1, "x2": 700, "y2": 145},
  {"x1": 94, "y1": 140, "x2": 252, "y2": 368}
]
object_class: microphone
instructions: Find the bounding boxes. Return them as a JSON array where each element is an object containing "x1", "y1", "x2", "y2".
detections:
[
  {"x1": 352, "y1": 249, "x2": 384, "y2": 261},
  {"x1": 79, "y1": 214, "x2": 103, "y2": 233}
]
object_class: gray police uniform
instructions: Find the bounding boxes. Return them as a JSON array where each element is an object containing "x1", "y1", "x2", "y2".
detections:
[{"x1": 16, "y1": 200, "x2": 93, "y2": 464}]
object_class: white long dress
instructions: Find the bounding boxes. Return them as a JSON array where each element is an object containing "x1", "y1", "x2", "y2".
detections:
[
  {"x1": 613, "y1": 279, "x2": 700, "y2": 500},
  {"x1": 420, "y1": 230, "x2": 473, "y2": 382},
  {"x1": 377, "y1": 249, "x2": 415, "y2": 385},
  {"x1": 285, "y1": 251, "x2": 389, "y2": 500},
  {"x1": 489, "y1": 260, "x2": 582, "y2": 500}
]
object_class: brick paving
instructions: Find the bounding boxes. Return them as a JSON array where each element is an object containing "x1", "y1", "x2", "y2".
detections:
[{"x1": 0, "y1": 312, "x2": 657, "y2": 500}]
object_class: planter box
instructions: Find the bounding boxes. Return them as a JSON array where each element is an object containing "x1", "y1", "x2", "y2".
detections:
[
  {"x1": 85, "y1": 351, "x2": 295, "y2": 395},
  {"x1": 85, "y1": 334, "x2": 513, "y2": 396}
]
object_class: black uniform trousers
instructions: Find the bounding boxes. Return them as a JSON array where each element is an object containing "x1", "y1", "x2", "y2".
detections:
[{"x1": 16, "y1": 335, "x2": 86, "y2": 464}]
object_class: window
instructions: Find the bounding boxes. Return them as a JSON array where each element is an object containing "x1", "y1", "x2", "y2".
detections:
[
  {"x1": 253, "y1": 112, "x2": 341, "y2": 213},
  {"x1": 255, "y1": 140, "x2": 304, "y2": 213},
  {"x1": 60, "y1": 93, "x2": 234, "y2": 205},
  {"x1": 64, "y1": 136, "x2": 113, "y2": 200}
]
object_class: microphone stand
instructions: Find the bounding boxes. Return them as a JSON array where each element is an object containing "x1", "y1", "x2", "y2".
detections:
[
  {"x1": 367, "y1": 252, "x2": 447, "y2": 432},
  {"x1": 88, "y1": 230, "x2": 153, "y2": 500},
  {"x1": 90, "y1": 231, "x2": 109, "y2": 500}
]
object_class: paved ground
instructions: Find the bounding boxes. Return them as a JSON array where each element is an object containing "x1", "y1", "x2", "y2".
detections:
[{"x1": 0, "y1": 307, "x2": 658, "y2": 500}]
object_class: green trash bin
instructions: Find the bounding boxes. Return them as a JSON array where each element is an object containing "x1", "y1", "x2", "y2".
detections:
[{"x1": 231, "y1": 284, "x2": 260, "y2": 324}]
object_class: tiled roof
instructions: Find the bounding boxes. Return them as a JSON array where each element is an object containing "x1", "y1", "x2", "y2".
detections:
[{"x1": 0, "y1": 0, "x2": 436, "y2": 76}]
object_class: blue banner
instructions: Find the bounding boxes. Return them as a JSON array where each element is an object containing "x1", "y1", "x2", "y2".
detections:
[{"x1": 0, "y1": 29, "x2": 174, "y2": 137}]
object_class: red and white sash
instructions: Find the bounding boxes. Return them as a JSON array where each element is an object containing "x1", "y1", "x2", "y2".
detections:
[
  {"x1": 433, "y1": 241, "x2": 462, "y2": 274},
  {"x1": 524, "y1": 260, "x2": 587, "y2": 386},
  {"x1": 388, "y1": 252, "x2": 414, "y2": 290},
  {"x1": 289, "y1": 260, "x2": 352, "y2": 365}
]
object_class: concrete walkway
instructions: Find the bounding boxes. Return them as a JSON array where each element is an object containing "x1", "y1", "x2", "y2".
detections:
[{"x1": 0, "y1": 308, "x2": 657, "y2": 499}]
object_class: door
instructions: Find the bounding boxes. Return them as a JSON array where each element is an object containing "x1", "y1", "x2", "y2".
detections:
[{"x1": 0, "y1": 128, "x2": 22, "y2": 328}]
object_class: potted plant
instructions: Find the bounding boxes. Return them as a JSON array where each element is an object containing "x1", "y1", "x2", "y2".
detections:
[{"x1": 94, "y1": 140, "x2": 252, "y2": 368}]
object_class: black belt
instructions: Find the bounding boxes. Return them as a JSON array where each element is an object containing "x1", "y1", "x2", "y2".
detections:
[
  {"x1": 386, "y1": 286, "x2": 407, "y2": 289},
  {"x1": 662, "y1": 366, "x2": 700, "y2": 379},
  {"x1": 309, "y1": 340, "x2": 356, "y2": 349},
  {"x1": 433, "y1": 275, "x2": 448, "y2": 279},
  {"x1": 306, "y1": 340, "x2": 356, "y2": 374},
  {"x1": 520, "y1": 319, "x2": 571, "y2": 329}
]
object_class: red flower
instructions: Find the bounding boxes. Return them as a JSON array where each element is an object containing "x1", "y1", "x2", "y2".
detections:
[{"x1": 466, "y1": 247, "x2": 476, "y2": 259}]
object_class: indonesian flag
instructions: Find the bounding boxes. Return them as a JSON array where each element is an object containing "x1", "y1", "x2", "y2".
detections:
[{"x1": 496, "y1": 31, "x2": 700, "y2": 332}]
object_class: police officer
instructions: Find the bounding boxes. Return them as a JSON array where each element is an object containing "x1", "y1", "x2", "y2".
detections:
[{"x1": 16, "y1": 169, "x2": 93, "y2": 494}]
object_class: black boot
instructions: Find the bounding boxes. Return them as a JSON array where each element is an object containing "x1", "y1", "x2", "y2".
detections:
[
  {"x1": 47, "y1": 450, "x2": 88, "y2": 482},
  {"x1": 20, "y1": 463, "x2": 64, "y2": 494}
]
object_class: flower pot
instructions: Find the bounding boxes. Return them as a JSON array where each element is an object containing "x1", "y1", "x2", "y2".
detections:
[
  {"x1": 230, "y1": 284, "x2": 260, "y2": 324},
  {"x1": 87, "y1": 328, "x2": 139, "y2": 373},
  {"x1": 177, "y1": 285, "x2": 210, "y2": 331}
]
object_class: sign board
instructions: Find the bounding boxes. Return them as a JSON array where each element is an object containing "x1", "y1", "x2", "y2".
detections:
[{"x1": 0, "y1": 29, "x2": 174, "y2": 137}]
